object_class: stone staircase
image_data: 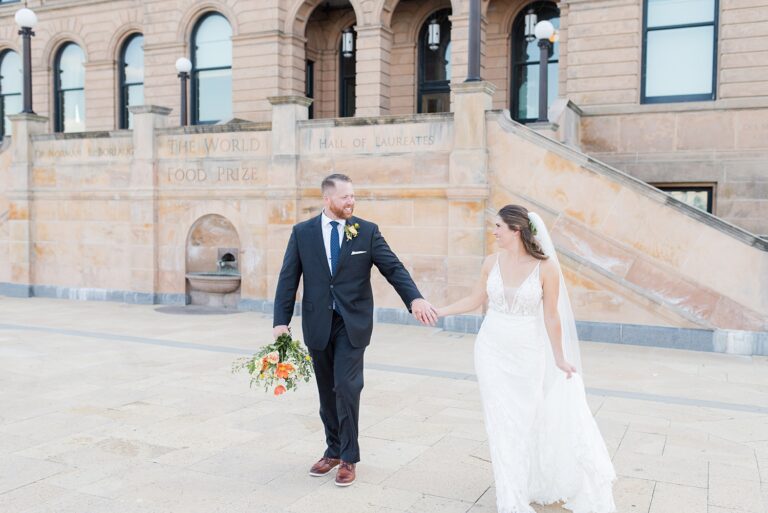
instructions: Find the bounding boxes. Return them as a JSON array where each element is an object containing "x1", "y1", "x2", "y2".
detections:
[{"x1": 487, "y1": 110, "x2": 768, "y2": 334}]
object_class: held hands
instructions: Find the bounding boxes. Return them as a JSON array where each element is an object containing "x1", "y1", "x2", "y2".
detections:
[
  {"x1": 555, "y1": 358, "x2": 577, "y2": 379},
  {"x1": 411, "y1": 298, "x2": 438, "y2": 326}
]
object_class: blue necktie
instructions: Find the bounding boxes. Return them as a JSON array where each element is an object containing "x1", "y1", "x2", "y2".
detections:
[{"x1": 330, "y1": 221, "x2": 340, "y2": 276}]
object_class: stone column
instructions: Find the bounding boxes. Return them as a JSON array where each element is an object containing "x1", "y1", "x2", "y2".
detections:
[
  {"x1": 142, "y1": 43, "x2": 186, "y2": 120},
  {"x1": 232, "y1": 32, "x2": 282, "y2": 123},
  {"x1": 355, "y1": 24, "x2": 393, "y2": 117},
  {"x1": 449, "y1": 14, "x2": 489, "y2": 109},
  {"x1": 265, "y1": 96, "x2": 312, "y2": 301},
  {"x1": 445, "y1": 81, "x2": 495, "y2": 309},
  {"x1": 129, "y1": 106, "x2": 171, "y2": 302},
  {"x1": 280, "y1": 34, "x2": 309, "y2": 97},
  {"x1": 4, "y1": 114, "x2": 48, "y2": 297},
  {"x1": 450, "y1": 14, "x2": 470, "y2": 89},
  {"x1": 84, "y1": 60, "x2": 117, "y2": 131}
]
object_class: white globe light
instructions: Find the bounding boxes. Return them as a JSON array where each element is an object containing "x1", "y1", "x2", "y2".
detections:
[
  {"x1": 175, "y1": 57, "x2": 192, "y2": 74},
  {"x1": 15, "y1": 8, "x2": 38, "y2": 29},
  {"x1": 534, "y1": 20, "x2": 554, "y2": 41}
]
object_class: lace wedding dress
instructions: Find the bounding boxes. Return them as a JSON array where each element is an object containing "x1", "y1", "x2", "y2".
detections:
[{"x1": 474, "y1": 255, "x2": 616, "y2": 513}]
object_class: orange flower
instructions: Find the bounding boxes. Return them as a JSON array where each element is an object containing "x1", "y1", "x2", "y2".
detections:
[
  {"x1": 275, "y1": 362, "x2": 295, "y2": 379},
  {"x1": 274, "y1": 385, "x2": 286, "y2": 396}
]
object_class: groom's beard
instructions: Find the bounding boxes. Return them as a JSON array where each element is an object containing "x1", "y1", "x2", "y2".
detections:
[{"x1": 329, "y1": 203, "x2": 354, "y2": 220}]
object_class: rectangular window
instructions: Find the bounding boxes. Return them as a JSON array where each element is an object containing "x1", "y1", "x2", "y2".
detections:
[
  {"x1": 642, "y1": 0, "x2": 717, "y2": 104},
  {"x1": 653, "y1": 183, "x2": 715, "y2": 213}
]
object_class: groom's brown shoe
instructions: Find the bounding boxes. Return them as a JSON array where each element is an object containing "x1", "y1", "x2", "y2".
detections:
[
  {"x1": 309, "y1": 456, "x2": 340, "y2": 476},
  {"x1": 335, "y1": 461, "x2": 356, "y2": 487}
]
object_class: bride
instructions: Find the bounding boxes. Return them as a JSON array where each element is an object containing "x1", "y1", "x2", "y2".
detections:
[{"x1": 435, "y1": 205, "x2": 616, "y2": 513}]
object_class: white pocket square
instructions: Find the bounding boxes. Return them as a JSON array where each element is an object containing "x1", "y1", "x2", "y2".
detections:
[{"x1": 351, "y1": 250, "x2": 367, "y2": 255}]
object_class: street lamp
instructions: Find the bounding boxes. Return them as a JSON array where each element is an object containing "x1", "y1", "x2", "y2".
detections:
[
  {"x1": 341, "y1": 28, "x2": 354, "y2": 58},
  {"x1": 175, "y1": 57, "x2": 192, "y2": 126},
  {"x1": 15, "y1": 7, "x2": 38, "y2": 115},
  {"x1": 534, "y1": 20, "x2": 555, "y2": 123}
]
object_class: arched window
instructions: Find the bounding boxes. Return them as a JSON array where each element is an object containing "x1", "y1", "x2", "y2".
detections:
[
  {"x1": 0, "y1": 50, "x2": 22, "y2": 138},
  {"x1": 119, "y1": 34, "x2": 144, "y2": 129},
  {"x1": 191, "y1": 13, "x2": 232, "y2": 125},
  {"x1": 510, "y1": 2, "x2": 560, "y2": 122},
  {"x1": 418, "y1": 9, "x2": 452, "y2": 114},
  {"x1": 54, "y1": 43, "x2": 86, "y2": 133},
  {"x1": 339, "y1": 28, "x2": 356, "y2": 118}
]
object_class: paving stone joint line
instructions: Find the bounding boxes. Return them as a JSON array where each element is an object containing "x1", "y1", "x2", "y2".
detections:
[{"x1": 1, "y1": 322, "x2": 767, "y2": 415}]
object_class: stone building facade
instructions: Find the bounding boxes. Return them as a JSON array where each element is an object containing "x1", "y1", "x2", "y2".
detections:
[
  {"x1": 0, "y1": 0, "x2": 766, "y2": 349},
  {"x1": 0, "y1": 0, "x2": 765, "y2": 236}
]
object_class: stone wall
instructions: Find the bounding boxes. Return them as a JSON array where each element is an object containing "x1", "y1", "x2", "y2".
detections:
[
  {"x1": 569, "y1": 0, "x2": 768, "y2": 236},
  {"x1": 0, "y1": 0, "x2": 764, "y2": 236},
  {"x1": 1, "y1": 97, "x2": 765, "y2": 334},
  {"x1": 581, "y1": 107, "x2": 768, "y2": 237},
  {"x1": 489, "y1": 111, "x2": 768, "y2": 331},
  {"x1": 26, "y1": 134, "x2": 135, "y2": 292}
]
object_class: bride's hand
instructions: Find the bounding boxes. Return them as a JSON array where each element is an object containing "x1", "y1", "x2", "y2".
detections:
[{"x1": 556, "y1": 359, "x2": 576, "y2": 379}]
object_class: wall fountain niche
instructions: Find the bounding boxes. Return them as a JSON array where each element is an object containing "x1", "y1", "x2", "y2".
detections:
[{"x1": 185, "y1": 214, "x2": 242, "y2": 308}]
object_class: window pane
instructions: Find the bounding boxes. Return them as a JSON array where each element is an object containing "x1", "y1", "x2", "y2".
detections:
[
  {"x1": 513, "y1": 16, "x2": 560, "y2": 64},
  {"x1": 648, "y1": 0, "x2": 715, "y2": 28},
  {"x1": 194, "y1": 14, "x2": 232, "y2": 69},
  {"x1": 646, "y1": 26, "x2": 713, "y2": 97},
  {"x1": 123, "y1": 35, "x2": 144, "y2": 84},
  {"x1": 62, "y1": 89, "x2": 85, "y2": 132},
  {"x1": 3, "y1": 93, "x2": 21, "y2": 136},
  {"x1": 516, "y1": 61, "x2": 558, "y2": 120},
  {"x1": 424, "y1": 31, "x2": 451, "y2": 82},
  {"x1": 125, "y1": 84, "x2": 144, "y2": 129},
  {"x1": 341, "y1": 77, "x2": 355, "y2": 117},
  {"x1": 665, "y1": 189, "x2": 711, "y2": 212},
  {"x1": 420, "y1": 92, "x2": 450, "y2": 113},
  {"x1": 59, "y1": 44, "x2": 85, "y2": 90},
  {"x1": 197, "y1": 68, "x2": 232, "y2": 123},
  {"x1": 127, "y1": 84, "x2": 144, "y2": 107},
  {"x1": 1, "y1": 51, "x2": 22, "y2": 94}
]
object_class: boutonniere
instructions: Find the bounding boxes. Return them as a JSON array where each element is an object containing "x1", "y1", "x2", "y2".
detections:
[{"x1": 344, "y1": 222, "x2": 360, "y2": 241}]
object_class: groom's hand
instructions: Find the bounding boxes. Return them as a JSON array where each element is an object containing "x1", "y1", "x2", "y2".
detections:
[
  {"x1": 273, "y1": 325, "x2": 290, "y2": 339},
  {"x1": 411, "y1": 298, "x2": 438, "y2": 326}
]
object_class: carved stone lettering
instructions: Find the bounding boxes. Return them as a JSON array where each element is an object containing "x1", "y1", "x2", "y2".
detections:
[{"x1": 166, "y1": 136, "x2": 262, "y2": 155}]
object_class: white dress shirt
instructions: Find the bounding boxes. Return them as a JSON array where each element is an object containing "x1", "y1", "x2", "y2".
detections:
[{"x1": 321, "y1": 211, "x2": 346, "y2": 274}]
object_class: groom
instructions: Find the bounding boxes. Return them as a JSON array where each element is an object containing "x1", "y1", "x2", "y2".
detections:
[{"x1": 273, "y1": 173, "x2": 437, "y2": 487}]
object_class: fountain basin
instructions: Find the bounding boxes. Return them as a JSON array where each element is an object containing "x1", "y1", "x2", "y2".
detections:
[{"x1": 186, "y1": 272, "x2": 241, "y2": 294}]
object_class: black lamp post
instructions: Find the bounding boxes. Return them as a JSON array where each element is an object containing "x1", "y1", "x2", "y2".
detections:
[
  {"x1": 534, "y1": 20, "x2": 555, "y2": 123},
  {"x1": 175, "y1": 57, "x2": 191, "y2": 126},
  {"x1": 465, "y1": 0, "x2": 481, "y2": 82},
  {"x1": 15, "y1": 7, "x2": 38, "y2": 115}
]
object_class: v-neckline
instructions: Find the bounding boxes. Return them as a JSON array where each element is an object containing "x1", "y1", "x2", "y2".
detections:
[{"x1": 496, "y1": 254, "x2": 540, "y2": 291}]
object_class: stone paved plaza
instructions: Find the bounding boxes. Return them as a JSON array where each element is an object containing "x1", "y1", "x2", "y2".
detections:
[{"x1": 0, "y1": 297, "x2": 766, "y2": 513}]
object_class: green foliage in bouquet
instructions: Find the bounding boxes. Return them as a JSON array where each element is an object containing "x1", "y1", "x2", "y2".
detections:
[{"x1": 232, "y1": 333, "x2": 314, "y2": 396}]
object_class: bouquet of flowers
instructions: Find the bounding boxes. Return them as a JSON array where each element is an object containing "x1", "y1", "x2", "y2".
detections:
[{"x1": 232, "y1": 333, "x2": 314, "y2": 396}]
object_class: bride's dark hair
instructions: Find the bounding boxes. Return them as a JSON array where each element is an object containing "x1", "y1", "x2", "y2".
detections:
[{"x1": 498, "y1": 205, "x2": 548, "y2": 260}]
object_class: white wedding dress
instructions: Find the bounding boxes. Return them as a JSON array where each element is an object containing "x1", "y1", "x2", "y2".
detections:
[{"x1": 474, "y1": 254, "x2": 616, "y2": 513}]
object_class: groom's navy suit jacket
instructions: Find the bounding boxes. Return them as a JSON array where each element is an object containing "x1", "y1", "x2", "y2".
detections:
[{"x1": 273, "y1": 215, "x2": 422, "y2": 350}]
